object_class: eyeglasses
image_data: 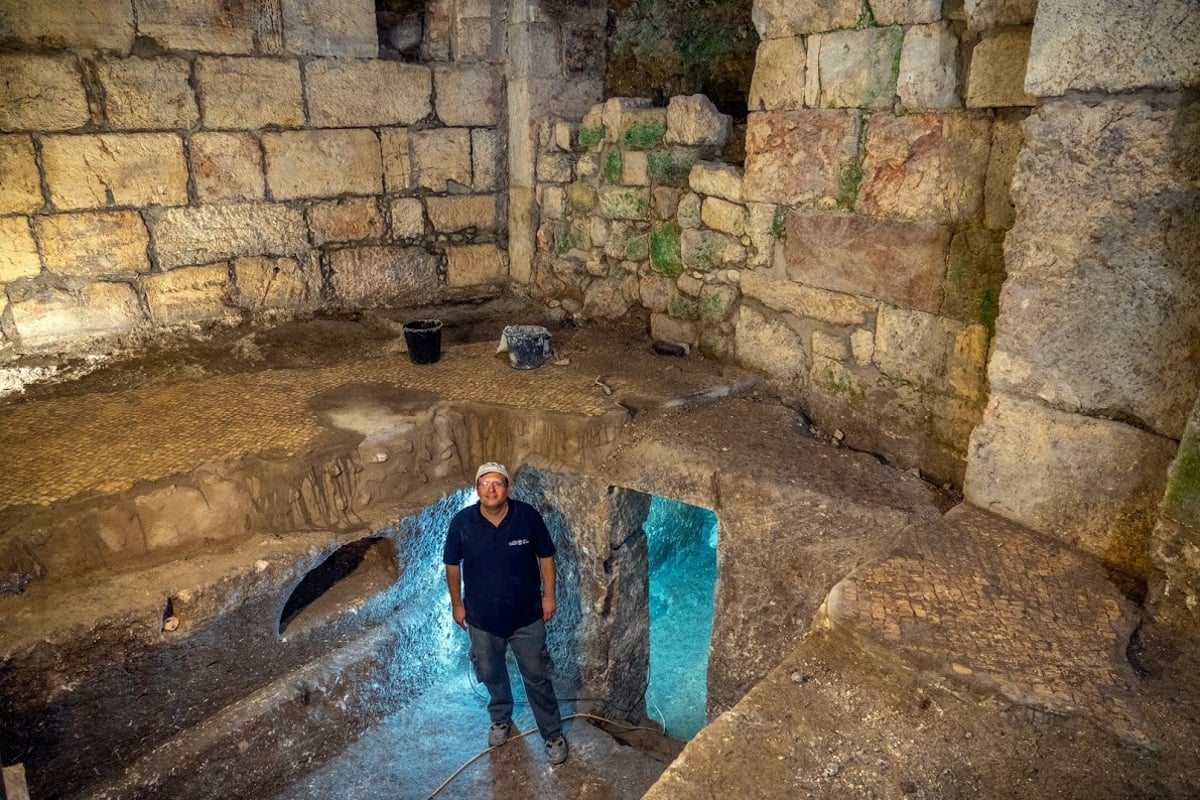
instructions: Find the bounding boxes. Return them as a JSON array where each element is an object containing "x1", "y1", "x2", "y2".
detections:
[{"x1": 477, "y1": 480, "x2": 507, "y2": 490}]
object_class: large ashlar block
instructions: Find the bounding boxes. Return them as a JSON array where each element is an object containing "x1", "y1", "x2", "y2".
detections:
[
  {"x1": 306, "y1": 61, "x2": 432, "y2": 127},
  {"x1": 817, "y1": 27, "x2": 904, "y2": 109},
  {"x1": 42, "y1": 133, "x2": 188, "y2": 210},
  {"x1": 740, "y1": 271, "x2": 876, "y2": 326},
  {"x1": 0, "y1": 0, "x2": 134, "y2": 51},
  {"x1": 1028, "y1": 0, "x2": 1200, "y2": 95},
  {"x1": 752, "y1": 0, "x2": 860, "y2": 38},
  {"x1": 411, "y1": 128, "x2": 471, "y2": 191},
  {"x1": 233, "y1": 255, "x2": 320, "y2": 312},
  {"x1": 743, "y1": 109, "x2": 860, "y2": 206},
  {"x1": 281, "y1": 0, "x2": 377, "y2": 57},
  {"x1": 190, "y1": 132, "x2": 265, "y2": 203},
  {"x1": 994, "y1": 94, "x2": 1200, "y2": 437},
  {"x1": 665, "y1": 95, "x2": 731, "y2": 147},
  {"x1": 898, "y1": 23, "x2": 960, "y2": 110},
  {"x1": 9, "y1": 282, "x2": 143, "y2": 347},
  {"x1": 263, "y1": 129, "x2": 383, "y2": 201},
  {"x1": 748, "y1": 37, "x2": 807, "y2": 112},
  {"x1": 133, "y1": 0, "x2": 255, "y2": 54},
  {"x1": 0, "y1": 135, "x2": 43, "y2": 214},
  {"x1": 98, "y1": 57, "x2": 199, "y2": 130},
  {"x1": 966, "y1": 28, "x2": 1036, "y2": 108},
  {"x1": 426, "y1": 195, "x2": 497, "y2": 233},
  {"x1": 964, "y1": 0, "x2": 1037, "y2": 31},
  {"x1": 784, "y1": 211, "x2": 949, "y2": 313},
  {"x1": 447, "y1": 243, "x2": 507, "y2": 287},
  {"x1": 154, "y1": 202, "x2": 308, "y2": 269},
  {"x1": 35, "y1": 211, "x2": 151, "y2": 278},
  {"x1": 0, "y1": 217, "x2": 41, "y2": 282},
  {"x1": 143, "y1": 264, "x2": 232, "y2": 325},
  {"x1": 307, "y1": 197, "x2": 383, "y2": 245},
  {"x1": 868, "y1": 0, "x2": 942, "y2": 25},
  {"x1": 0, "y1": 54, "x2": 88, "y2": 131},
  {"x1": 858, "y1": 112, "x2": 991, "y2": 222},
  {"x1": 433, "y1": 64, "x2": 501, "y2": 127},
  {"x1": 874, "y1": 305, "x2": 988, "y2": 398},
  {"x1": 196, "y1": 58, "x2": 304, "y2": 130},
  {"x1": 964, "y1": 392, "x2": 1179, "y2": 578},
  {"x1": 327, "y1": 246, "x2": 441, "y2": 307}
]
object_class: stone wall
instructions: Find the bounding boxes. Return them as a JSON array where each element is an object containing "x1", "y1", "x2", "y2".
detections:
[
  {"x1": 963, "y1": 0, "x2": 1200, "y2": 589},
  {"x1": 0, "y1": 0, "x2": 508, "y2": 353},
  {"x1": 527, "y1": 0, "x2": 1036, "y2": 488}
]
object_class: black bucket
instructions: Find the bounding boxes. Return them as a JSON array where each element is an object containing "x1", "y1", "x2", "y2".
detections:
[
  {"x1": 503, "y1": 324, "x2": 552, "y2": 369},
  {"x1": 403, "y1": 319, "x2": 443, "y2": 365}
]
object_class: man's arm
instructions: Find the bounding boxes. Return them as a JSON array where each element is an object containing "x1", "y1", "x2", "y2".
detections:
[
  {"x1": 539, "y1": 556, "x2": 557, "y2": 622},
  {"x1": 446, "y1": 564, "x2": 467, "y2": 629}
]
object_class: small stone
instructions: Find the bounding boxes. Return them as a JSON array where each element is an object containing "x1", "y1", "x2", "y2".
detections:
[{"x1": 162, "y1": 616, "x2": 180, "y2": 632}]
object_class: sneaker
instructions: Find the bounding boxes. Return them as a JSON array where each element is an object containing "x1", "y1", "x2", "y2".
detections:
[
  {"x1": 488, "y1": 721, "x2": 511, "y2": 747},
  {"x1": 545, "y1": 735, "x2": 568, "y2": 765}
]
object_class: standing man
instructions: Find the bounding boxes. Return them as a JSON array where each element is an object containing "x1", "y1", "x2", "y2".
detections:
[{"x1": 443, "y1": 462, "x2": 569, "y2": 765}]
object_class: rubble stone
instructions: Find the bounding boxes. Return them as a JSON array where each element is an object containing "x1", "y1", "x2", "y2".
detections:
[
  {"x1": 262, "y1": 129, "x2": 383, "y2": 201},
  {"x1": 689, "y1": 162, "x2": 744, "y2": 204},
  {"x1": 190, "y1": 132, "x2": 265, "y2": 203},
  {"x1": 98, "y1": 57, "x2": 199, "y2": 130},
  {"x1": 701, "y1": 198, "x2": 747, "y2": 237},
  {"x1": 306, "y1": 60, "x2": 432, "y2": 127},
  {"x1": 35, "y1": 211, "x2": 150, "y2": 278},
  {"x1": 196, "y1": 58, "x2": 304, "y2": 130},
  {"x1": 665, "y1": 95, "x2": 731, "y2": 147},
  {"x1": 966, "y1": 28, "x2": 1036, "y2": 108},
  {"x1": 42, "y1": 133, "x2": 188, "y2": 210},
  {"x1": 0, "y1": 54, "x2": 88, "y2": 131},
  {"x1": 744, "y1": 110, "x2": 861, "y2": 206},
  {"x1": 154, "y1": 203, "x2": 308, "y2": 269},
  {"x1": 818, "y1": 27, "x2": 904, "y2": 109},
  {"x1": 0, "y1": 135, "x2": 43, "y2": 214},
  {"x1": 749, "y1": 37, "x2": 807, "y2": 112},
  {"x1": 143, "y1": 264, "x2": 232, "y2": 325}
]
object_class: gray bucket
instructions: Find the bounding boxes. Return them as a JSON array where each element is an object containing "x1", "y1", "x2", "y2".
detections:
[{"x1": 503, "y1": 325, "x2": 551, "y2": 369}]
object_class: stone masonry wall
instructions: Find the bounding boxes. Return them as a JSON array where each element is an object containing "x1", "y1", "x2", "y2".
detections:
[
  {"x1": 528, "y1": 0, "x2": 1037, "y2": 488},
  {"x1": 0, "y1": 0, "x2": 508, "y2": 354},
  {"x1": 964, "y1": 0, "x2": 1200, "y2": 592}
]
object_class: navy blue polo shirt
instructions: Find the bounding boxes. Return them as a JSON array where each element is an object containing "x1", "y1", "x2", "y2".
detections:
[{"x1": 443, "y1": 497, "x2": 556, "y2": 637}]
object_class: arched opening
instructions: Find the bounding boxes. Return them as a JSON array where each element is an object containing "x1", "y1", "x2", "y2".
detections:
[{"x1": 278, "y1": 536, "x2": 399, "y2": 638}]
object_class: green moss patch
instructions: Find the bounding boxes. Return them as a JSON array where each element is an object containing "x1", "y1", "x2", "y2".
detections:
[
  {"x1": 669, "y1": 294, "x2": 700, "y2": 320},
  {"x1": 604, "y1": 149, "x2": 623, "y2": 183},
  {"x1": 625, "y1": 234, "x2": 650, "y2": 262},
  {"x1": 1165, "y1": 423, "x2": 1200, "y2": 530},
  {"x1": 566, "y1": 182, "x2": 599, "y2": 213},
  {"x1": 650, "y1": 223, "x2": 683, "y2": 277},
  {"x1": 648, "y1": 148, "x2": 696, "y2": 185},
  {"x1": 578, "y1": 125, "x2": 605, "y2": 148},
  {"x1": 622, "y1": 120, "x2": 667, "y2": 150}
]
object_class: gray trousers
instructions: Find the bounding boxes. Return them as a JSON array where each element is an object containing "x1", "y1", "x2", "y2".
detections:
[{"x1": 468, "y1": 618, "x2": 563, "y2": 740}]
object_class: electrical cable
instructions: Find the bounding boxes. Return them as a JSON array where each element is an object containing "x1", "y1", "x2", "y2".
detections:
[{"x1": 421, "y1": 712, "x2": 668, "y2": 800}]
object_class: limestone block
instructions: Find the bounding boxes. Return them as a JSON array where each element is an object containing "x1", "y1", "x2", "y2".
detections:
[
  {"x1": 748, "y1": 37, "x2": 807, "y2": 112},
  {"x1": 0, "y1": 54, "x2": 88, "y2": 131},
  {"x1": 701, "y1": 198, "x2": 748, "y2": 237},
  {"x1": 964, "y1": 392, "x2": 1178, "y2": 578},
  {"x1": 0, "y1": 0, "x2": 134, "y2": 51},
  {"x1": 812, "y1": 329, "x2": 849, "y2": 361},
  {"x1": 154, "y1": 202, "x2": 308, "y2": 268},
  {"x1": 942, "y1": 227, "x2": 1006, "y2": 327},
  {"x1": 858, "y1": 112, "x2": 991, "y2": 222},
  {"x1": 784, "y1": 211, "x2": 949, "y2": 313},
  {"x1": 0, "y1": 135, "x2": 42, "y2": 214},
  {"x1": 740, "y1": 270, "x2": 876, "y2": 326},
  {"x1": 262, "y1": 129, "x2": 383, "y2": 201},
  {"x1": 601, "y1": 98, "x2": 656, "y2": 142},
  {"x1": 1027, "y1": 0, "x2": 1200, "y2": 95},
  {"x1": 677, "y1": 192, "x2": 702, "y2": 228},
  {"x1": 898, "y1": 23, "x2": 961, "y2": 110},
  {"x1": 665, "y1": 95, "x2": 731, "y2": 147},
  {"x1": 0, "y1": 217, "x2": 40, "y2": 282},
  {"x1": 875, "y1": 305, "x2": 988, "y2": 398},
  {"x1": 380, "y1": 128, "x2": 411, "y2": 193},
  {"x1": 306, "y1": 60, "x2": 432, "y2": 127},
  {"x1": 599, "y1": 188, "x2": 651, "y2": 220},
  {"x1": 426, "y1": 195, "x2": 497, "y2": 232},
  {"x1": 536, "y1": 153, "x2": 574, "y2": 183},
  {"x1": 650, "y1": 312, "x2": 699, "y2": 346},
  {"x1": 98, "y1": 57, "x2": 199, "y2": 130},
  {"x1": 307, "y1": 197, "x2": 383, "y2": 245},
  {"x1": 681, "y1": 228, "x2": 745, "y2": 271},
  {"x1": 35, "y1": 211, "x2": 150, "y2": 277},
  {"x1": 233, "y1": 255, "x2": 319, "y2": 312},
  {"x1": 818, "y1": 27, "x2": 904, "y2": 109},
  {"x1": 327, "y1": 246, "x2": 441, "y2": 307},
  {"x1": 653, "y1": 187, "x2": 680, "y2": 219},
  {"x1": 541, "y1": 185, "x2": 565, "y2": 220},
  {"x1": 454, "y1": 17, "x2": 495, "y2": 62},
  {"x1": 9, "y1": 281, "x2": 143, "y2": 347},
  {"x1": 688, "y1": 161, "x2": 744, "y2": 203},
  {"x1": 473, "y1": 129, "x2": 503, "y2": 192},
  {"x1": 752, "y1": 0, "x2": 860, "y2": 38},
  {"x1": 966, "y1": 28, "x2": 1036, "y2": 108},
  {"x1": 134, "y1": 0, "x2": 255, "y2": 54},
  {"x1": 984, "y1": 113, "x2": 1023, "y2": 229},
  {"x1": 869, "y1": 0, "x2": 942, "y2": 25},
  {"x1": 447, "y1": 243, "x2": 507, "y2": 287},
  {"x1": 583, "y1": 276, "x2": 635, "y2": 320},
  {"x1": 422, "y1": 0, "x2": 452, "y2": 61},
  {"x1": 995, "y1": 94, "x2": 1200, "y2": 436},
  {"x1": 281, "y1": 0, "x2": 377, "y2": 57},
  {"x1": 743, "y1": 110, "x2": 861, "y2": 206},
  {"x1": 433, "y1": 64, "x2": 501, "y2": 127},
  {"x1": 735, "y1": 303, "x2": 807, "y2": 383},
  {"x1": 745, "y1": 202, "x2": 781, "y2": 267},
  {"x1": 142, "y1": 264, "x2": 231, "y2": 325},
  {"x1": 388, "y1": 197, "x2": 426, "y2": 239},
  {"x1": 196, "y1": 58, "x2": 304, "y2": 130},
  {"x1": 42, "y1": 133, "x2": 187, "y2": 211},
  {"x1": 190, "y1": 132, "x2": 265, "y2": 203},
  {"x1": 411, "y1": 128, "x2": 471, "y2": 191},
  {"x1": 964, "y1": 0, "x2": 1037, "y2": 30},
  {"x1": 622, "y1": 151, "x2": 649, "y2": 186}
]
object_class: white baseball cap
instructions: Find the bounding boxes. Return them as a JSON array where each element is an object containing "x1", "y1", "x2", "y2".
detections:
[{"x1": 475, "y1": 462, "x2": 509, "y2": 482}]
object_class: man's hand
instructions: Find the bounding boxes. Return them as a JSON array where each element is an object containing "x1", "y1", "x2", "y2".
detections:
[
  {"x1": 452, "y1": 602, "x2": 468, "y2": 630},
  {"x1": 542, "y1": 594, "x2": 557, "y2": 622}
]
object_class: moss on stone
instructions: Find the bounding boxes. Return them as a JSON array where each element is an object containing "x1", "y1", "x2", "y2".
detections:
[
  {"x1": 650, "y1": 223, "x2": 683, "y2": 277},
  {"x1": 648, "y1": 148, "x2": 696, "y2": 185},
  {"x1": 770, "y1": 206, "x2": 787, "y2": 238},
  {"x1": 600, "y1": 188, "x2": 651, "y2": 219},
  {"x1": 578, "y1": 125, "x2": 605, "y2": 148},
  {"x1": 622, "y1": 120, "x2": 667, "y2": 150},
  {"x1": 553, "y1": 220, "x2": 571, "y2": 255},
  {"x1": 625, "y1": 234, "x2": 650, "y2": 262},
  {"x1": 1165, "y1": 423, "x2": 1200, "y2": 530},
  {"x1": 837, "y1": 159, "x2": 864, "y2": 210},
  {"x1": 669, "y1": 294, "x2": 700, "y2": 320},
  {"x1": 604, "y1": 149, "x2": 623, "y2": 183},
  {"x1": 566, "y1": 181, "x2": 599, "y2": 213}
]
